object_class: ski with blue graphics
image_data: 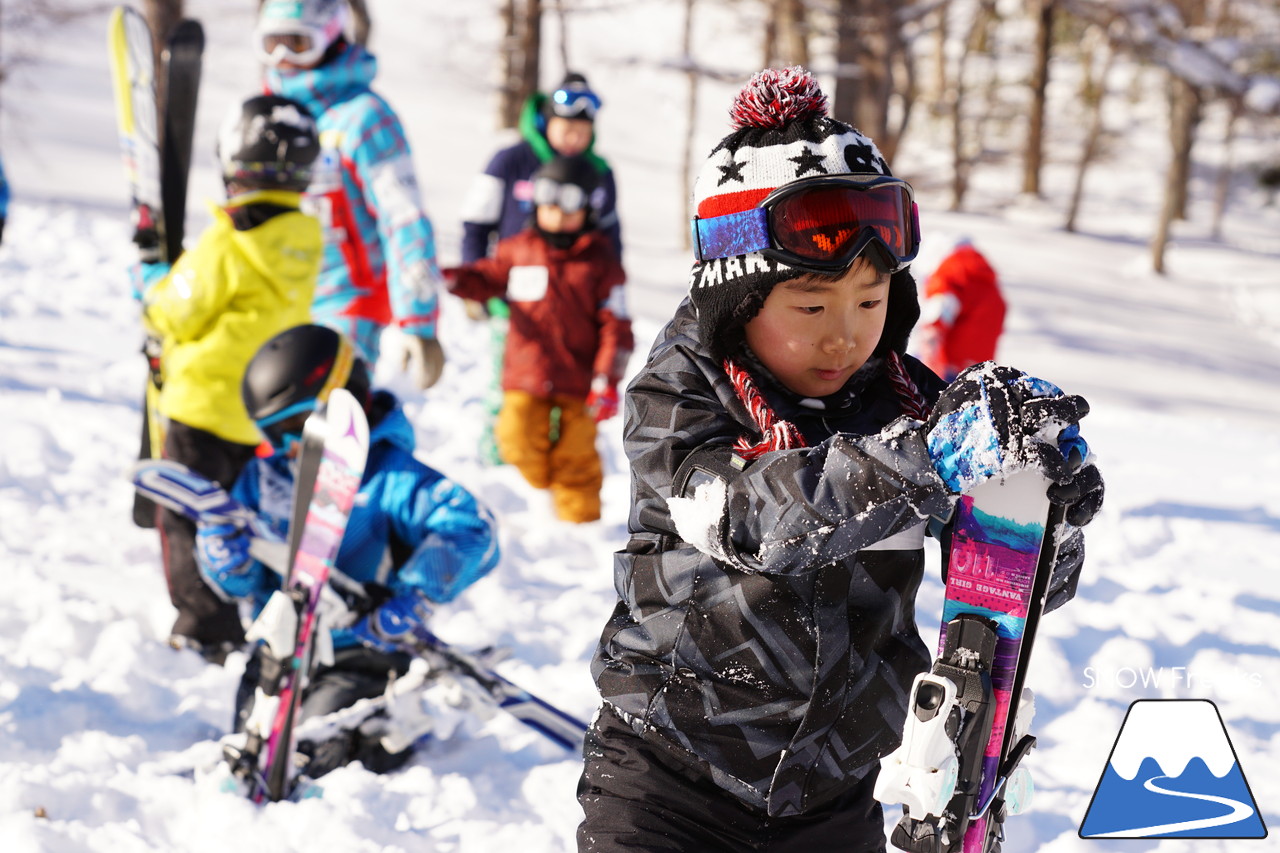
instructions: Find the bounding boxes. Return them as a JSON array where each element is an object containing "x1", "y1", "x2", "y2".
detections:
[
  {"x1": 129, "y1": 459, "x2": 589, "y2": 756},
  {"x1": 874, "y1": 470, "x2": 1066, "y2": 853}
]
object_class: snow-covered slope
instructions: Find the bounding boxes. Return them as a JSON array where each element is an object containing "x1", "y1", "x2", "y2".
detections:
[{"x1": 1, "y1": 2, "x2": 1277, "y2": 851}]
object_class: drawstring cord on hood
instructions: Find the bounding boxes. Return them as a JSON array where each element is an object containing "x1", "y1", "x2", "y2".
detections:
[{"x1": 724, "y1": 352, "x2": 932, "y2": 460}]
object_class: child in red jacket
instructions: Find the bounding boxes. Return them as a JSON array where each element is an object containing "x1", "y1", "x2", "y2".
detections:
[
  {"x1": 445, "y1": 155, "x2": 633, "y2": 523},
  {"x1": 917, "y1": 237, "x2": 1006, "y2": 381}
]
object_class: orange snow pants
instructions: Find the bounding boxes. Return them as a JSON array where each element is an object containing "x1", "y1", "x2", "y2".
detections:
[{"x1": 495, "y1": 391, "x2": 602, "y2": 523}]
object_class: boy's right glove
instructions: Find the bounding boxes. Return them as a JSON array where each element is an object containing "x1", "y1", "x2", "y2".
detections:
[
  {"x1": 195, "y1": 520, "x2": 261, "y2": 598},
  {"x1": 925, "y1": 362, "x2": 1091, "y2": 495}
]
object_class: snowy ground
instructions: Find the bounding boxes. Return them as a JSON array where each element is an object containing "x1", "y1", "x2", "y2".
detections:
[{"x1": 1, "y1": 2, "x2": 1278, "y2": 852}]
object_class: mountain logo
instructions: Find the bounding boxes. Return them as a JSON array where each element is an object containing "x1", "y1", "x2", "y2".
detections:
[{"x1": 1079, "y1": 699, "x2": 1268, "y2": 839}]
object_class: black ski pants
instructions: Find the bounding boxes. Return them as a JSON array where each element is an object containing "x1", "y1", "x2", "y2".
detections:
[
  {"x1": 158, "y1": 420, "x2": 257, "y2": 646},
  {"x1": 577, "y1": 705, "x2": 887, "y2": 853},
  {"x1": 235, "y1": 645, "x2": 417, "y2": 777}
]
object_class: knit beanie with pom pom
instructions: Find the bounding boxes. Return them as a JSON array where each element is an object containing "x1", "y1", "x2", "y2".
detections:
[{"x1": 687, "y1": 66, "x2": 920, "y2": 360}]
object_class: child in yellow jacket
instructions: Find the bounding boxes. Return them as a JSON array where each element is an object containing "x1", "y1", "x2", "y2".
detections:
[{"x1": 141, "y1": 94, "x2": 322, "y2": 661}]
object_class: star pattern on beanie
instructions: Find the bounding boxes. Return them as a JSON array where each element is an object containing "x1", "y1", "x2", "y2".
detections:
[
  {"x1": 717, "y1": 157, "x2": 747, "y2": 185},
  {"x1": 788, "y1": 146, "x2": 827, "y2": 177}
]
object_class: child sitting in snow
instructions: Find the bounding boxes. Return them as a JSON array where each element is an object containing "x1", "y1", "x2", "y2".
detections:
[
  {"x1": 575, "y1": 68, "x2": 1105, "y2": 851},
  {"x1": 444, "y1": 155, "x2": 633, "y2": 524},
  {"x1": 140, "y1": 94, "x2": 321, "y2": 663},
  {"x1": 196, "y1": 324, "x2": 500, "y2": 779}
]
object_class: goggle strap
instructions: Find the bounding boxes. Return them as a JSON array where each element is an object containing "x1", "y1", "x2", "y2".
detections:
[
  {"x1": 692, "y1": 208, "x2": 770, "y2": 262},
  {"x1": 256, "y1": 399, "x2": 315, "y2": 430}
]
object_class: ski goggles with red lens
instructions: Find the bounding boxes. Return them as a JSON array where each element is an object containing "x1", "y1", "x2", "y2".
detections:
[
  {"x1": 691, "y1": 175, "x2": 921, "y2": 274},
  {"x1": 550, "y1": 88, "x2": 601, "y2": 121},
  {"x1": 532, "y1": 177, "x2": 589, "y2": 214}
]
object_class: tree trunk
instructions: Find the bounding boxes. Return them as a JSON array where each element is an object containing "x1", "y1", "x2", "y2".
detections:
[
  {"x1": 763, "y1": 0, "x2": 809, "y2": 69},
  {"x1": 830, "y1": 0, "x2": 862, "y2": 127},
  {"x1": 931, "y1": 1, "x2": 950, "y2": 115},
  {"x1": 1022, "y1": 0, "x2": 1054, "y2": 196},
  {"x1": 144, "y1": 0, "x2": 183, "y2": 111},
  {"x1": 520, "y1": 0, "x2": 542, "y2": 102},
  {"x1": 1065, "y1": 31, "x2": 1113, "y2": 233},
  {"x1": 950, "y1": 2, "x2": 991, "y2": 210},
  {"x1": 348, "y1": 0, "x2": 371, "y2": 46},
  {"x1": 1153, "y1": 73, "x2": 1200, "y2": 273},
  {"x1": 497, "y1": 0, "x2": 542, "y2": 130},
  {"x1": 1210, "y1": 99, "x2": 1241, "y2": 240},
  {"x1": 681, "y1": 0, "x2": 699, "y2": 251},
  {"x1": 553, "y1": 0, "x2": 570, "y2": 76},
  {"x1": 1168, "y1": 77, "x2": 1201, "y2": 221}
]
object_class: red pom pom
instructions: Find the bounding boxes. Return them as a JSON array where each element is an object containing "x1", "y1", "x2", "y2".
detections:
[{"x1": 730, "y1": 66, "x2": 828, "y2": 130}]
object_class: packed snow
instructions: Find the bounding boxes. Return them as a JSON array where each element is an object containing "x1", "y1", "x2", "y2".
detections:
[{"x1": 1, "y1": 2, "x2": 1278, "y2": 851}]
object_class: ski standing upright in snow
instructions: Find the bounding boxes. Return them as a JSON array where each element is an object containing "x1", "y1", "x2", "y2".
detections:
[
  {"x1": 875, "y1": 471, "x2": 1067, "y2": 853},
  {"x1": 223, "y1": 388, "x2": 370, "y2": 803},
  {"x1": 107, "y1": 6, "x2": 205, "y2": 527}
]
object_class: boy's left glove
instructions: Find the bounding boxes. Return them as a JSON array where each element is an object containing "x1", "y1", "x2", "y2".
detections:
[
  {"x1": 350, "y1": 590, "x2": 433, "y2": 654},
  {"x1": 401, "y1": 334, "x2": 446, "y2": 390},
  {"x1": 586, "y1": 375, "x2": 619, "y2": 422}
]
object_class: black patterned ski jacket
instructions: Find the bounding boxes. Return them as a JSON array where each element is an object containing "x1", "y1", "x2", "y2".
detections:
[{"x1": 591, "y1": 298, "x2": 955, "y2": 818}]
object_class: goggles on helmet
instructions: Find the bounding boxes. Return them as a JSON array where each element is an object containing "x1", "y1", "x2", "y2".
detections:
[
  {"x1": 253, "y1": 335, "x2": 355, "y2": 451},
  {"x1": 550, "y1": 88, "x2": 601, "y2": 121},
  {"x1": 257, "y1": 410, "x2": 311, "y2": 453},
  {"x1": 532, "y1": 177, "x2": 589, "y2": 214},
  {"x1": 691, "y1": 174, "x2": 920, "y2": 275},
  {"x1": 255, "y1": 16, "x2": 343, "y2": 67}
]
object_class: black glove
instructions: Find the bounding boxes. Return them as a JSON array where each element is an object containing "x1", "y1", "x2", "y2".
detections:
[
  {"x1": 1048, "y1": 461, "x2": 1104, "y2": 528},
  {"x1": 926, "y1": 362, "x2": 1092, "y2": 494}
]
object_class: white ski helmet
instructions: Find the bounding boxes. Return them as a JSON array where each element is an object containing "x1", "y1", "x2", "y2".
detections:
[{"x1": 255, "y1": 0, "x2": 349, "y2": 68}]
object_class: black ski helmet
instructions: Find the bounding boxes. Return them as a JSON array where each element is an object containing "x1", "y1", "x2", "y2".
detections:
[
  {"x1": 531, "y1": 155, "x2": 600, "y2": 221},
  {"x1": 243, "y1": 324, "x2": 371, "y2": 447},
  {"x1": 217, "y1": 94, "x2": 320, "y2": 193}
]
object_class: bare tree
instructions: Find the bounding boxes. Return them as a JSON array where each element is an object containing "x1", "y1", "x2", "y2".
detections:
[
  {"x1": 681, "y1": 0, "x2": 699, "y2": 250},
  {"x1": 762, "y1": 0, "x2": 810, "y2": 69},
  {"x1": 947, "y1": 0, "x2": 995, "y2": 210},
  {"x1": 1021, "y1": 0, "x2": 1054, "y2": 196},
  {"x1": 347, "y1": 0, "x2": 371, "y2": 46},
  {"x1": 1064, "y1": 25, "x2": 1115, "y2": 232},
  {"x1": 144, "y1": 0, "x2": 183, "y2": 110},
  {"x1": 829, "y1": 0, "x2": 924, "y2": 164},
  {"x1": 498, "y1": 0, "x2": 543, "y2": 129},
  {"x1": 553, "y1": 0, "x2": 571, "y2": 77}
]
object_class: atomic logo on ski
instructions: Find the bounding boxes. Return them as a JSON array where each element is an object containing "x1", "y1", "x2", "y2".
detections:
[{"x1": 1079, "y1": 699, "x2": 1268, "y2": 839}]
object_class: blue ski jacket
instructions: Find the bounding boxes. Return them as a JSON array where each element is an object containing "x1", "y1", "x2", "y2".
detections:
[
  {"x1": 265, "y1": 44, "x2": 441, "y2": 358},
  {"x1": 214, "y1": 393, "x2": 501, "y2": 650},
  {"x1": 0, "y1": 155, "x2": 9, "y2": 221},
  {"x1": 460, "y1": 94, "x2": 621, "y2": 264}
]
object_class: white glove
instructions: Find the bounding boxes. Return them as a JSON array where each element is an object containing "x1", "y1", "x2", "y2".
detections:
[{"x1": 401, "y1": 334, "x2": 446, "y2": 390}]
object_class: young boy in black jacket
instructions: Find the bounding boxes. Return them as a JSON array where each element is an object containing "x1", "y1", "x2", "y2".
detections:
[{"x1": 575, "y1": 68, "x2": 1105, "y2": 852}]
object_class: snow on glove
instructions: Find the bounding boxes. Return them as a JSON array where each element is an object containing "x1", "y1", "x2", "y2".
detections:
[
  {"x1": 925, "y1": 361, "x2": 1091, "y2": 494},
  {"x1": 195, "y1": 521, "x2": 260, "y2": 599},
  {"x1": 586, "y1": 375, "x2": 619, "y2": 422},
  {"x1": 401, "y1": 334, "x2": 446, "y2": 390},
  {"x1": 350, "y1": 591, "x2": 434, "y2": 654}
]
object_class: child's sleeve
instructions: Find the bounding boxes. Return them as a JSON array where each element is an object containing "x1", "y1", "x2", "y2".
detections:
[
  {"x1": 142, "y1": 249, "x2": 231, "y2": 344},
  {"x1": 350, "y1": 106, "x2": 441, "y2": 340},
  {"x1": 380, "y1": 461, "x2": 501, "y2": 604},
  {"x1": 445, "y1": 239, "x2": 515, "y2": 303},
  {"x1": 629, "y1": 348, "x2": 953, "y2": 577},
  {"x1": 592, "y1": 257, "x2": 633, "y2": 387}
]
